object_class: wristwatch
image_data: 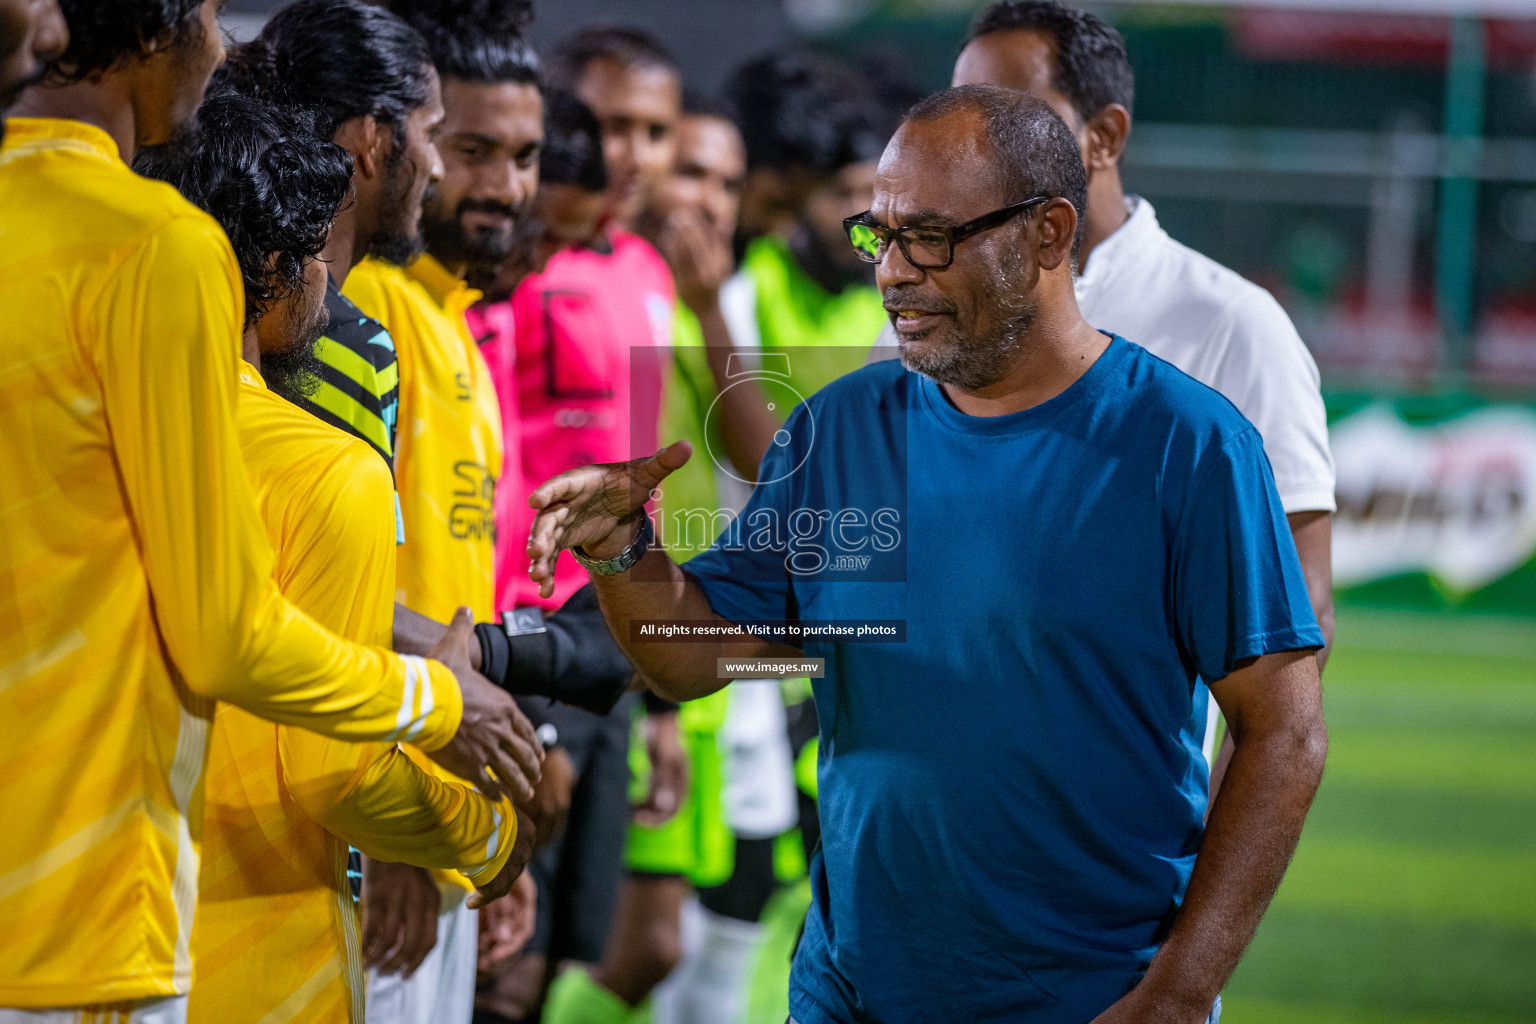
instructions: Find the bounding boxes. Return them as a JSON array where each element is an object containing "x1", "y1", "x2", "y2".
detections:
[{"x1": 571, "y1": 515, "x2": 653, "y2": 577}]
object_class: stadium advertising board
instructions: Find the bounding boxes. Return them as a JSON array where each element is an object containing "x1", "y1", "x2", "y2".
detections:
[{"x1": 1331, "y1": 398, "x2": 1536, "y2": 613}]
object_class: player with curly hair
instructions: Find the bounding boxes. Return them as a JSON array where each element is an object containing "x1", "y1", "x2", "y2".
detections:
[
  {"x1": 136, "y1": 88, "x2": 536, "y2": 1024},
  {"x1": 0, "y1": 0, "x2": 542, "y2": 1020},
  {"x1": 222, "y1": 0, "x2": 443, "y2": 473}
]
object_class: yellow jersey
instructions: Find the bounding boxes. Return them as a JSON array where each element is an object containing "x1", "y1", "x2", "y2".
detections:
[
  {"x1": 189, "y1": 366, "x2": 516, "y2": 1024},
  {"x1": 343, "y1": 255, "x2": 502, "y2": 623},
  {"x1": 344, "y1": 255, "x2": 504, "y2": 894},
  {"x1": 0, "y1": 118, "x2": 460, "y2": 1007}
]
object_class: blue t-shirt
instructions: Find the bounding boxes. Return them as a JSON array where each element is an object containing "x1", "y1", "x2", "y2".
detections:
[{"x1": 684, "y1": 337, "x2": 1322, "y2": 1024}]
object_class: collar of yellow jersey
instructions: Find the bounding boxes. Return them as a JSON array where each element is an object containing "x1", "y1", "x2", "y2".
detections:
[
  {"x1": 0, "y1": 117, "x2": 121, "y2": 165},
  {"x1": 238, "y1": 359, "x2": 266, "y2": 389},
  {"x1": 407, "y1": 253, "x2": 483, "y2": 316}
]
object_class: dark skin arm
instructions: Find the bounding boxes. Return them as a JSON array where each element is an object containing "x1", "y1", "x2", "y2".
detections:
[
  {"x1": 660, "y1": 207, "x2": 779, "y2": 482},
  {"x1": 1092, "y1": 649, "x2": 1328, "y2": 1023},
  {"x1": 697, "y1": 301, "x2": 779, "y2": 481},
  {"x1": 396, "y1": 603, "x2": 465, "y2": 664},
  {"x1": 524, "y1": 443, "x2": 794, "y2": 700},
  {"x1": 1209, "y1": 511, "x2": 1333, "y2": 797}
]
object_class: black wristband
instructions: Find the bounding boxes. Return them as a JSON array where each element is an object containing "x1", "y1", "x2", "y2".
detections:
[
  {"x1": 643, "y1": 689, "x2": 680, "y2": 715},
  {"x1": 475, "y1": 622, "x2": 510, "y2": 687}
]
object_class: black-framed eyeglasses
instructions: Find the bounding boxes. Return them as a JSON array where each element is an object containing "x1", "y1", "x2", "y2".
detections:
[{"x1": 844, "y1": 195, "x2": 1050, "y2": 270}]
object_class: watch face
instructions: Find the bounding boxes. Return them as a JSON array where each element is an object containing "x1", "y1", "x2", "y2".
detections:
[{"x1": 704, "y1": 374, "x2": 815, "y2": 486}]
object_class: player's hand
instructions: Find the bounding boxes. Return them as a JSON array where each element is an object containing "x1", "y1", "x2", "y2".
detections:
[
  {"x1": 522, "y1": 746, "x2": 576, "y2": 847},
  {"x1": 526, "y1": 442, "x2": 692, "y2": 599},
  {"x1": 428, "y1": 609, "x2": 543, "y2": 803},
  {"x1": 468, "y1": 806, "x2": 537, "y2": 909},
  {"x1": 660, "y1": 206, "x2": 733, "y2": 315},
  {"x1": 477, "y1": 870, "x2": 538, "y2": 974},
  {"x1": 361, "y1": 858, "x2": 440, "y2": 978},
  {"x1": 634, "y1": 710, "x2": 688, "y2": 827}
]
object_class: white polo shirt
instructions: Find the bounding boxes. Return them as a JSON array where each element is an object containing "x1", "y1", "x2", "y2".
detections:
[{"x1": 1076, "y1": 197, "x2": 1336, "y2": 514}]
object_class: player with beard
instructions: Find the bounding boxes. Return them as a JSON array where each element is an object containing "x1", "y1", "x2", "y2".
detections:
[
  {"x1": 226, "y1": 0, "x2": 444, "y2": 479},
  {"x1": 0, "y1": 0, "x2": 540, "y2": 1018},
  {"x1": 0, "y1": 0, "x2": 65, "y2": 136},
  {"x1": 328, "y1": 2, "x2": 544, "y2": 1021},
  {"x1": 136, "y1": 89, "x2": 535, "y2": 1024}
]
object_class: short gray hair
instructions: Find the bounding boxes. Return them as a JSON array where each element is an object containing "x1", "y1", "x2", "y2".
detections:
[{"x1": 904, "y1": 84, "x2": 1088, "y2": 260}]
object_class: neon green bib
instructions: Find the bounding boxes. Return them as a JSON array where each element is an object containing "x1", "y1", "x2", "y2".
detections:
[{"x1": 741, "y1": 233, "x2": 887, "y2": 414}]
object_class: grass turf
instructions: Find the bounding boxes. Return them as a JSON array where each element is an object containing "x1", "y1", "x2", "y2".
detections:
[{"x1": 1220, "y1": 606, "x2": 1536, "y2": 1023}]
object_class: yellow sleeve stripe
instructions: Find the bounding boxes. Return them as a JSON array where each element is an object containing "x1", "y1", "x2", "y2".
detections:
[
  {"x1": 465, "y1": 804, "x2": 514, "y2": 887},
  {"x1": 387, "y1": 655, "x2": 435, "y2": 744}
]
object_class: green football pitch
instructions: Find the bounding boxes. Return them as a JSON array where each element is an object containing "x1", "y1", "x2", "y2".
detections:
[{"x1": 1221, "y1": 605, "x2": 1536, "y2": 1024}]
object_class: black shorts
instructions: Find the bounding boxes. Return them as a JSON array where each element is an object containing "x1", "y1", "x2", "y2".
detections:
[{"x1": 522, "y1": 691, "x2": 637, "y2": 964}]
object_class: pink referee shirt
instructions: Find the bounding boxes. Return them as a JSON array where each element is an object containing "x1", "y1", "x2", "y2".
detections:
[{"x1": 471, "y1": 228, "x2": 675, "y2": 612}]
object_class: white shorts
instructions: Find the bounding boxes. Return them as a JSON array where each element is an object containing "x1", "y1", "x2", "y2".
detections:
[
  {"x1": 365, "y1": 891, "x2": 477, "y2": 1024},
  {"x1": 0, "y1": 996, "x2": 187, "y2": 1024}
]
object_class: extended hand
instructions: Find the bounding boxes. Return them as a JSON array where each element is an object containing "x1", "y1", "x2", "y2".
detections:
[
  {"x1": 361, "y1": 858, "x2": 440, "y2": 978},
  {"x1": 526, "y1": 441, "x2": 692, "y2": 599},
  {"x1": 427, "y1": 609, "x2": 544, "y2": 803},
  {"x1": 468, "y1": 806, "x2": 537, "y2": 909}
]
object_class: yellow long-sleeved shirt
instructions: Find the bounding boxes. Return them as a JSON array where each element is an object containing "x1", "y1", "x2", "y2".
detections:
[
  {"x1": 343, "y1": 255, "x2": 501, "y2": 624},
  {"x1": 0, "y1": 118, "x2": 461, "y2": 1007},
  {"x1": 344, "y1": 256, "x2": 504, "y2": 893},
  {"x1": 189, "y1": 365, "x2": 516, "y2": 1024}
]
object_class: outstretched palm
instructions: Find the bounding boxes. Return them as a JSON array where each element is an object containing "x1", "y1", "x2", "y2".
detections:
[{"x1": 526, "y1": 441, "x2": 693, "y2": 598}]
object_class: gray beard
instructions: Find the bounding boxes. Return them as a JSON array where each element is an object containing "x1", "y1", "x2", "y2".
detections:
[{"x1": 901, "y1": 257, "x2": 1036, "y2": 390}]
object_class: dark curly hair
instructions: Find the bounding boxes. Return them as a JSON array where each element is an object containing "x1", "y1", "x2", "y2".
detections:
[
  {"x1": 48, "y1": 0, "x2": 204, "y2": 83},
  {"x1": 723, "y1": 49, "x2": 887, "y2": 179},
  {"x1": 218, "y1": 0, "x2": 434, "y2": 154},
  {"x1": 964, "y1": 1, "x2": 1134, "y2": 123},
  {"x1": 134, "y1": 90, "x2": 354, "y2": 326},
  {"x1": 388, "y1": 0, "x2": 538, "y2": 85}
]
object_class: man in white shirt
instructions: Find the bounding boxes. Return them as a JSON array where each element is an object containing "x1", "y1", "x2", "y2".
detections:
[{"x1": 950, "y1": 0, "x2": 1336, "y2": 786}]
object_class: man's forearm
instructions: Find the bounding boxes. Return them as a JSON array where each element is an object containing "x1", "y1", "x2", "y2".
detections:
[
  {"x1": 697, "y1": 301, "x2": 778, "y2": 481},
  {"x1": 394, "y1": 603, "x2": 452, "y2": 661},
  {"x1": 589, "y1": 544, "x2": 784, "y2": 702},
  {"x1": 1138, "y1": 656, "x2": 1327, "y2": 1015}
]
